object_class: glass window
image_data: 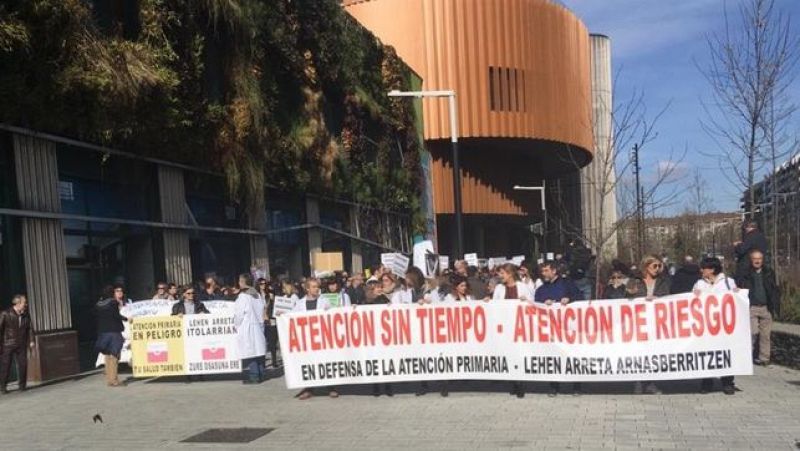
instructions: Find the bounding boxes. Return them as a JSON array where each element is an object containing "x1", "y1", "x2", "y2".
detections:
[
  {"x1": 185, "y1": 176, "x2": 247, "y2": 228},
  {"x1": 57, "y1": 145, "x2": 158, "y2": 221},
  {"x1": 189, "y1": 231, "x2": 251, "y2": 286},
  {"x1": 64, "y1": 221, "x2": 158, "y2": 371},
  {"x1": 266, "y1": 189, "x2": 308, "y2": 278}
]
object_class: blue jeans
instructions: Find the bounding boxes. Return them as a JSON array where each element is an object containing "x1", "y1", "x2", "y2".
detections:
[{"x1": 242, "y1": 357, "x2": 265, "y2": 382}]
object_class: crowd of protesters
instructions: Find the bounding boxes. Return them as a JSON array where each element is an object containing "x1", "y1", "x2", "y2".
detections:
[{"x1": 0, "y1": 221, "x2": 770, "y2": 397}]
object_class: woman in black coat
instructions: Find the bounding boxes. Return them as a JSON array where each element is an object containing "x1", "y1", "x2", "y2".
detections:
[{"x1": 95, "y1": 284, "x2": 131, "y2": 387}]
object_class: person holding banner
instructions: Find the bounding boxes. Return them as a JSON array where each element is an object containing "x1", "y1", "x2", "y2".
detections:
[
  {"x1": 444, "y1": 274, "x2": 473, "y2": 302},
  {"x1": 322, "y1": 277, "x2": 351, "y2": 309},
  {"x1": 381, "y1": 273, "x2": 399, "y2": 299},
  {"x1": 94, "y1": 284, "x2": 131, "y2": 387},
  {"x1": 492, "y1": 263, "x2": 535, "y2": 302},
  {"x1": 364, "y1": 284, "x2": 394, "y2": 397},
  {"x1": 693, "y1": 257, "x2": 738, "y2": 395},
  {"x1": 171, "y1": 286, "x2": 210, "y2": 316},
  {"x1": 391, "y1": 267, "x2": 425, "y2": 305},
  {"x1": 518, "y1": 260, "x2": 541, "y2": 295},
  {"x1": 294, "y1": 278, "x2": 340, "y2": 399},
  {"x1": 390, "y1": 267, "x2": 449, "y2": 397},
  {"x1": 234, "y1": 273, "x2": 267, "y2": 385},
  {"x1": 534, "y1": 261, "x2": 584, "y2": 397},
  {"x1": 267, "y1": 280, "x2": 296, "y2": 368},
  {"x1": 626, "y1": 256, "x2": 671, "y2": 301},
  {"x1": 492, "y1": 263, "x2": 534, "y2": 398},
  {"x1": 152, "y1": 282, "x2": 170, "y2": 300},
  {"x1": 603, "y1": 269, "x2": 628, "y2": 299},
  {"x1": 626, "y1": 255, "x2": 671, "y2": 395},
  {"x1": 346, "y1": 273, "x2": 366, "y2": 305},
  {"x1": 167, "y1": 283, "x2": 179, "y2": 301}
]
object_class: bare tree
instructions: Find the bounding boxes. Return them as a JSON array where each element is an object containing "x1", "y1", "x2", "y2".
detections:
[
  {"x1": 686, "y1": 168, "x2": 711, "y2": 215},
  {"x1": 700, "y1": 0, "x2": 799, "y2": 217},
  {"x1": 550, "y1": 82, "x2": 684, "y2": 294}
]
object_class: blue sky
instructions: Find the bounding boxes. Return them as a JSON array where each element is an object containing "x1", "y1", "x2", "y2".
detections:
[{"x1": 561, "y1": 0, "x2": 800, "y2": 214}]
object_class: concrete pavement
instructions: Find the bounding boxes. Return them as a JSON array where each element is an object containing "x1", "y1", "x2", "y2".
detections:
[{"x1": 3, "y1": 364, "x2": 800, "y2": 450}]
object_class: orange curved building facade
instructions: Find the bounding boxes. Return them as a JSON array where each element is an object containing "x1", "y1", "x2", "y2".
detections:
[{"x1": 344, "y1": 0, "x2": 593, "y2": 255}]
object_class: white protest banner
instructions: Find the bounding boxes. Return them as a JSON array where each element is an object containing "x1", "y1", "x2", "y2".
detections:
[
  {"x1": 390, "y1": 253, "x2": 410, "y2": 278},
  {"x1": 511, "y1": 255, "x2": 525, "y2": 266},
  {"x1": 439, "y1": 256, "x2": 450, "y2": 270},
  {"x1": 278, "y1": 291, "x2": 752, "y2": 389},
  {"x1": 413, "y1": 240, "x2": 437, "y2": 277},
  {"x1": 273, "y1": 296, "x2": 297, "y2": 316},
  {"x1": 130, "y1": 313, "x2": 240, "y2": 377},
  {"x1": 464, "y1": 253, "x2": 478, "y2": 267},
  {"x1": 381, "y1": 253, "x2": 395, "y2": 266},
  {"x1": 96, "y1": 299, "x2": 235, "y2": 368},
  {"x1": 127, "y1": 299, "x2": 173, "y2": 317},
  {"x1": 183, "y1": 314, "x2": 240, "y2": 375},
  {"x1": 488, "y1": 257, "x2": 507, "y2": 270}
]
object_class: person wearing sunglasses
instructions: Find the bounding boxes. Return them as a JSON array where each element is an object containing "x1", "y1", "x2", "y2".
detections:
[
  {"x1": 171, "y1": 286, "x2": 210, "y2": 316},
  {"x1": 626, "y1": 255, "x2": 671, "y2": 395},
  {"x1": 603, "y1": 269, "x2": 628, "y2": 299},
  {"x1": 626, "y1": 255, "x2": 671, "y2": 301},
  {"x1": 152, "y1": 282, "x2": 170, "y2": 300}
]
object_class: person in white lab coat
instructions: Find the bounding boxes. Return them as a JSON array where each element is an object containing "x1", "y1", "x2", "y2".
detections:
[{"x1": 235, "y1": 273, "x2": 267, "y2": 384}]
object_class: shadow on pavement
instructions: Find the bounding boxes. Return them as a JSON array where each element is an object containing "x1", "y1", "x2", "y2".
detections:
[{"x1": 303, "y1": 379, "x2": 722, "y2": 397}]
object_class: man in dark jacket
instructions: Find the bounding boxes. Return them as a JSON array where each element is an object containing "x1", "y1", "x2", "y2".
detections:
[
  {"x1": 534, "y1": 261, "x2": 583, "y2": 397},
  {"x1": 734, "y1": 221, "x2": 768, "y2": 279},
  {"x1": 467, "y1": 266, "x2": 488, "y2": 300},
  {"x1": 535, "y1": 261, "x2": 583, "y2": 304},
  {"x1": 736, "y1": 250, "x2": 779, "y2": 366},
  {"x1": 0, "y1": 295, "x2": 35, "y2": 393},
  {"x1": 345, "y1": 274, "x2": 366, "y2": 305},
  {"x1": 670, "y1": 256, "x2": 701, "y2": 294}
]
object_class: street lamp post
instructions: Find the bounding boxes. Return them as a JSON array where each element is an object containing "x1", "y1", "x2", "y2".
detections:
[
  {"x1": 388, "y1": 89, "x2": 463, "y2": 258},
  {"x1": 513, "y1": 184, "x2": 547, "y2": 256}
]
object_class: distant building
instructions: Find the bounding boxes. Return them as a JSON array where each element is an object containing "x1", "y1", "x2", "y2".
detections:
[
  {"x1": 742, "y1": 152, "x2": 800, "y2": 265},
  {"x1": 617, "y1": 212, "x2": 741, "y2": 264}
]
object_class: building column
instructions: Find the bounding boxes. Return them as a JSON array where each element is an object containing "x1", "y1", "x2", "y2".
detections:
[
  {"x1": 582, "y1": 34, "x2": 618, "y2": 260},
  {"x1": 13, "y1": 133, "x2": 78, "y2": 382},
  {"x1": 306, "y1": 196, "x2": 322, "y2": 272},
  {"x1": 349, "y1": 205, "x2": 363, "y2": 274},
  {"x1": 157, "y1": 166, "x2": 191, "y2": 285}
]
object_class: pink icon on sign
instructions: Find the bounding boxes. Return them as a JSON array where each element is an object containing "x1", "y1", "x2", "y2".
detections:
[
  {"x1": 147, "y1": 342, "x2": 168, "y2": 363},
  {"x1": 202, "y1": 348, "x2": 226, "y2": 360}
]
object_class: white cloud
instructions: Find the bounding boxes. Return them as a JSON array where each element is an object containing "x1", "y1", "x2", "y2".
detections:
[{"x1": 561, "y1": 0, "x2": 723, "y2": 59}]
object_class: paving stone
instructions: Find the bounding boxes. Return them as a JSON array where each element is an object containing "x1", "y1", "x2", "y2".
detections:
[{"x1": 2, "y1": 364, "x2": 800, "y2": 449}]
